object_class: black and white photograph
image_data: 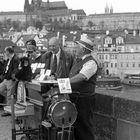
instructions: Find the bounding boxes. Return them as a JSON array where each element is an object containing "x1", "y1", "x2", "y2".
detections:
[{"x1": 0, "y1": 0, "x2": 139, "y2": 140}]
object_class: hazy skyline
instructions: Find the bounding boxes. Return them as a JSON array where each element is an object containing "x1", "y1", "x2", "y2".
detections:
[{"x1": 0, "y1": 0, "x2": 140, "y2": 15}]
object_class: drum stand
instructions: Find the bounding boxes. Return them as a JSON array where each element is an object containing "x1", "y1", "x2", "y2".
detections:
[
  {"x1": 59, "y1": 125, "x2": 73, "y2": 140},
  {"x1": 10, "y1": 92, "x2": 41, "y2": 140},
  {"x1": 42, "y1": 121, "x2": 74, "y2": 140}
]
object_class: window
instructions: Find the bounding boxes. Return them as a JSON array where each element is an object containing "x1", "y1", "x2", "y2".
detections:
[
  {"x1": 133, "y1": 63, "x2": 135, "y2": 67},
  {"x1": 106, "y1": 63, "x2": 108, "y2": 67},
  {"x1": 126, "y1": 63, "x2": 129, "y2": 67},
  {"x1": 121, "y1": 63, "x2": 123, "y2": 67},
  {"x1": 111, "y1": 63, "x2": 113, "y2": 67},
  {"x1": 102, "y1": 55, "x2": 104, "y2": 59},
  {"x1": 115, "y1": 63, "x2": 117, "y2": 67}
]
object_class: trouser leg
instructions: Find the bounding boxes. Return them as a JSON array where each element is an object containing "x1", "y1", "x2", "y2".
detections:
[
  {"x1": 0, "y1": 80, "x2": 7, "y2": 103},
  {"x1": 70, "y1": 95, "x2": 95, "y2": 140},
  {"x1": 6, "y1": 80, "x2": 16, "y2": 105}
]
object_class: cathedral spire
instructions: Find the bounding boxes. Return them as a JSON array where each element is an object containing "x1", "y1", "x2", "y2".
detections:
[
  {"x1": 105, "y1": 3, "x2": 109, "y2": 14},
  {"x1": 24, "y1": 0, "x2": 30, "y2": 13},
  {"x1": 110, "y1": 5, "x2": 113, "y2": 13}
]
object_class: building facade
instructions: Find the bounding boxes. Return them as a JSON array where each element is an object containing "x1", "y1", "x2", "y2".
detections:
[
  {"x1": 82, "y1": 5, "x2": 140, "y2": 30},
  {"x1": 95, "y1": 31, "x2": 140, "y2": 79},
  {"x1": 24, "y1": 0, "x2": 86, "y2": 23}
]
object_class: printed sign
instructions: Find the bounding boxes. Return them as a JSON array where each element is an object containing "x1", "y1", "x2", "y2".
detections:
[
  {"x1": 57, "y1": 78, "x2": 72, "y2": 94},
  {"x1": 45, "y1": 69, "x2": 51, "y2": 76},
  {"x1": 40, "y1": 69, "x2": 45, "y2": 75}
]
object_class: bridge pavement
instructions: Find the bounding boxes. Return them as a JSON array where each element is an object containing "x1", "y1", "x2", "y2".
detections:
[{"x1": 0, "y1": 109, "x2": 22, "y2": 140}]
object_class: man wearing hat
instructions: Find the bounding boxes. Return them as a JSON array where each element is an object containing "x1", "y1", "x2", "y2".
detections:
[
  {"x1": 26, "y1": 39, "x2": 42, "y2": 63},
  {"x1": 69, "y1": 36, "x2": 98, "y2": 140},
  {"x1": 25, "y1": 39, "x2": 44, "y2": 79}
]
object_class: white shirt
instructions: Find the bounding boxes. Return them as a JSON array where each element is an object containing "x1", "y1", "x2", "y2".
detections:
[
  {"x1": 5, "y1": 59, "x2": 10, "y2": 73},
  {"x1": 80, "y1": 54, "x2": 97, "y2": 80},
  {"x1": 52, "y1": 49, "x2": 61, "y2": 66},
  {"x1": 5, "y1": 54, "x2": 14, "y2": 73}
]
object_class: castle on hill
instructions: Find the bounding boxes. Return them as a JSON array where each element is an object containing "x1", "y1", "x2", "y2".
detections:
[{"x1": 0, "y1": 0, "x2": 86, "y2": 28}]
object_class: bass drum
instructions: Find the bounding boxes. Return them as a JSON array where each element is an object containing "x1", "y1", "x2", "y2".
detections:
[{"x1": 48, "y1": 99, "x2": 77, "y2": 128}]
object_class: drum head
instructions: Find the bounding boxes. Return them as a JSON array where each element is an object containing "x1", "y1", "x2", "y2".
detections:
[{"x1": 48, "y1": 100, "x2": 77, "y2": 128}]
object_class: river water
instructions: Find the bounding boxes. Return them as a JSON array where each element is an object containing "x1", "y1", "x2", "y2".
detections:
[{"x1": 121, "y1": 84, "x2": 140, "y2": 93}]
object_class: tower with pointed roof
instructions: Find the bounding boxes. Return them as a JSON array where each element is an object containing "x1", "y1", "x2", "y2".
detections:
[
  {"x1": 24, "y1": 0, "x2": 30, "y2": 13},
  {"x1": 46, "y1": 0, "x2": 50, "y2": 10},
  {"x1": 30, "y1": 0, "x2": 42, "y2": 12},
  {"x1": 105, "y1": 3, "x2": 109, "y2": 14},
  {"x1": 110, "y1": 5, "x2": 113, "y2": 13}
]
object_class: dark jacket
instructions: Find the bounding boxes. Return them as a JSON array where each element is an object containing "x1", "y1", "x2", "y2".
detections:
[
  {"x1": 69, "y1": 56, "x2": 98, "y2": 95},
  {"x1": 15, "y1": 57, "x2": 32, "y2": 82},
  {"x1": 3, "y1": 54, "x2": 19, "y2": 80},
  {"x1": 41, "y1": 49, "x2": 74, "y2": 78},
  {"x1": 15, "y1": 67, "x2": 32, "y2": 82}
]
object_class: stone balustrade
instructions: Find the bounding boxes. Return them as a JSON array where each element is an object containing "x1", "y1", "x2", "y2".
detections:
[{"x1": 94, "y1": 88, "x2": 140, "y2": 140}]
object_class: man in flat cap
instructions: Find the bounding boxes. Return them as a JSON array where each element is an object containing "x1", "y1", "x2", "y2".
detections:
[
  {"x1": 69, "y1": 36, "x2": 99, "y2": 140},
  {"x1": 26, "y1": 39, "x2": 42, "y2": 63},
  {"x1": 25, "y1": 39, "x2": 44, "y2": 79}
]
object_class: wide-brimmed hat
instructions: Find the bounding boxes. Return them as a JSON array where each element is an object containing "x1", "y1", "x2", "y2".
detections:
[{"x1": 76, "y1": 37, "x2": 94, "y2": 51}]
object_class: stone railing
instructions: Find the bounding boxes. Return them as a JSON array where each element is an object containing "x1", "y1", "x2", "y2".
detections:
[{"x1": 94, "y1": 88, "x2": 140, "y2": 140}]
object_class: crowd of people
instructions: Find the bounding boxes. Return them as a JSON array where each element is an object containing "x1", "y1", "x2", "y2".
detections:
[{"x1": 0, "y1": 35, "x2": 99, "y2": 140}]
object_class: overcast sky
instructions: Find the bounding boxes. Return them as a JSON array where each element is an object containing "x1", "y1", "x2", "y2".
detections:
[{"x1": 0, "y1": 0, "x2": 140, "y2": 15}]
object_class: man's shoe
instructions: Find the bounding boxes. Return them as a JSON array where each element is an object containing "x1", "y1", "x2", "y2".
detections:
[{"x1": 1, "y1": 112, "x2": 11, "y2": 117}]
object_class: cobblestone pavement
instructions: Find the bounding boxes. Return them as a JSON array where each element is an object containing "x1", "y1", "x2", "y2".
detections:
[
  {"x1": 0, "y1": 110, "x2": 22, "y2": 140},
  {"x1": 0, "y1": 110, "x2": 11, "y2": 140}
]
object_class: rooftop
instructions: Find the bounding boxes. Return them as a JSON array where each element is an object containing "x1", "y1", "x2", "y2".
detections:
[{"x1": 41, "y1": 1, "x2": 67, "y2": 9}]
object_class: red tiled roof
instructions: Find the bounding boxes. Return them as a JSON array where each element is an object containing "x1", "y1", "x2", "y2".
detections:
[
  {"x1": 0, "y1": 39, "x2": 23, "y2": 53},
  {"x1": 42, "y1": 9, "x2": 71, "y2": 16},
  {"x1": 125, "y1": 35, "x2": 140, "y2": 44},
  {"x1": 0, "y1": 39, "x2": 15, "y2": 47},
  {"x1": 0, "y1": 11, "x2": 25, "y2": 15},
  {"x1": 41, "y1": 1, "x2": 67, "y2": 8},
  {"x1": 71, "y1": 9, "x2": 86, "y2": 15},
  {"x1": 16, "y1": 34, "x2": 37, "y2": 44}
]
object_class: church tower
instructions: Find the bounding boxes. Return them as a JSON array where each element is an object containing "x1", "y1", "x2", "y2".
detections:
[
  {"x1": 105, "y1": 3, "x2": 109, "y2": 14},
  {"x1": 110, "y1": 5, "x2": 113, "y2": 13},
  {"x1": 31, "y1": 0, "x2": 42, "y2": 12},
  {"x1": 24, "y1": 0, "x2": 30, "y2": 13},
  {"x1": 46, "y1": 0, "x2": 50, "y2": 10}
]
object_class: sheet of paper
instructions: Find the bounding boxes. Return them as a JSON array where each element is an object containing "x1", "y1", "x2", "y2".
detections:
[
  {"x1": 40, "y1": 69, "x2": 45, "y2": 75},
  {"x1": 57, "y1": 78, "x2": 72, "y2": 94},
  {"x1": 45, "y1": 69, "x2": 51, "y2": 76}
]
